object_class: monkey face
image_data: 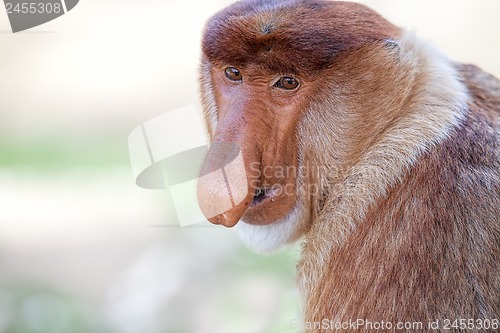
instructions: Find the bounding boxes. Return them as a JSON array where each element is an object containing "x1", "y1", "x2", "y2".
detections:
[
  {"x1": 197, "y1": 0, "x2": 399, "y2": 246},
  {"x1": 197, "y1": 62, "x2": 312, "y2": 228}
]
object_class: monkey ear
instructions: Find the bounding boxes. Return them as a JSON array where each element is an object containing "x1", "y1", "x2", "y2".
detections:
[{"x1": 383, "y1": 38, "x2": 400, "y2": 51}]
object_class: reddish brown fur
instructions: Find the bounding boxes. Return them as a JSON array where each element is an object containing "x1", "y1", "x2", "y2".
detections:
[
  {"x1": 307, "y1": 82, "x2": 499, "y2": 329},
  {"x1": 203, "y1": 0, "x2": 400, "y2": 75}
]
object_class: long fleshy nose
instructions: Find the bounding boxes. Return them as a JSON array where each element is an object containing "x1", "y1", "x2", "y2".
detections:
[{"x1": 196, "y1": 141, "x2": 257, "y2": 227}]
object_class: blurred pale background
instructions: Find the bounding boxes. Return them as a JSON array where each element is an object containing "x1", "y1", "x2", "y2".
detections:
[{"x1": 0, "y1": 1, "x2": 498, "y2": 332}]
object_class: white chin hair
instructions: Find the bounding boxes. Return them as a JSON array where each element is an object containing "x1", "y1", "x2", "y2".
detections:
[{"x1": 235, "y1": 207, "x2": 303, "y2": 253}]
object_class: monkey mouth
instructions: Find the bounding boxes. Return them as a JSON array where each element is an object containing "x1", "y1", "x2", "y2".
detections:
[
  {"x1": 252, "y1": 188, "x2": 269, "y2": 205},
  {"x1": 242, "y1": 182, "x2": 296, "y2": 225},
  {"x1": 251, "y1": 186, "x2": 280, "y2": 206}
]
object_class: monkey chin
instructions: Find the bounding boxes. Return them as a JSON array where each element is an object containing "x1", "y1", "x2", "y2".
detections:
[
  {"x1": 234, "y1": 187, "x2": 311, "y2": 253},
  {"x1": 235, "y1": 206, "x2": 307, "y2": 253}
]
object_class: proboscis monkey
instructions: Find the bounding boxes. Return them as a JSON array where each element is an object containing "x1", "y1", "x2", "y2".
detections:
[{"x1": 196, "y1": 0, "x2": 499, "y2": 331}]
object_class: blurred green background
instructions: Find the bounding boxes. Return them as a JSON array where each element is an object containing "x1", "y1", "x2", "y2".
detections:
[{"x1": 0, "y1": 1, "x2": 499, "y2": 332}]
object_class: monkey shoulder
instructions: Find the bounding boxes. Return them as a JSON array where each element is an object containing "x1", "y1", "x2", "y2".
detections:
[
  {"x1": 457, "y1": 63, "x2": 500, "y2": 125},
  {"x1": 405, "y1": 107, "x2": 498, "y2": 222},
  {"x1": 411, "y1": 63, "x2": 499, "y2": 203}
]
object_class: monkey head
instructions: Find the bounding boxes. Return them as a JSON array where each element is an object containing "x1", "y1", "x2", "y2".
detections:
[{"x1": 197, "y1": 0, "x2": 402, "y2": 251}]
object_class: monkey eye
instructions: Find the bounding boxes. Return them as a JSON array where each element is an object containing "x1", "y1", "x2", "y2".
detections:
[
  {"x1": 274, "y1": 76, "x2": 300, "y2": 90},
  {"x1": 224, "y1": 67, "x2": 243, "y2": 81}
]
